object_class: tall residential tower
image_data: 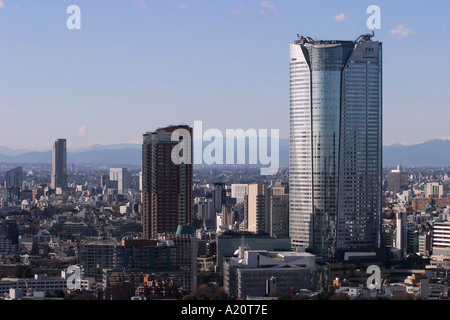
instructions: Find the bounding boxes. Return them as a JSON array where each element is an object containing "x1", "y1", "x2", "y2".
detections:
[
  {"x1": 141, "y1": 125, "x2": 193, "y2": 240},
  {"x1": 289, "y1": 34, "x2": 382, "y2": 258}
]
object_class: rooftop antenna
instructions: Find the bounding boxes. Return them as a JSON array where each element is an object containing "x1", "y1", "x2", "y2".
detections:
[
  {"x1": 356, "y1": 31, "x2": 375, "y2": 44},
  {"x1": 296, "y1": 35, "x2": 314, "y2": 45}
]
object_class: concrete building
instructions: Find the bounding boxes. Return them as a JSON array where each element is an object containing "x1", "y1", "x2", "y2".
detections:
[
  {"x1": 432, "y1": 221, "x2": 450, "y2": 256},
  {"x1": 231, "y1": 184, "x2": 248, "y2": 205},
  {"x1": 109, "y1": 168, "x2": 131, "y2": 194},
  {"x1": 116, "y1": 239, "x2": 177, "y2": 270},
  {"x1": 387, "y1": 165, "x2": 409, "y2": 193},
  {"x1": 158, "y1": 225, "x2": 198, "y2": 295},
  {"x1": 245, "y1": 183, "x2": 270, "y2": 234},
  {"x1": 395, "y1": 211, "x2": 407, "y2": 259},
  {"x1": 269, "y1": 187, "x2": 289, "y2": 238},
  {"x1": 223, "y1": 247, "x2": 329, "y2": 299},
  {"x1": 213, "y1": 182, "x2": 227, "y2": 215},
  {"x1": 413, "y1": 197, "x2": 450, "y2": 211},
  {"x1": 5, "y1": 166, "x2": 23, "y2": 203},
  {"x1": 216, "y1": 233, "x2": 291, "y2": 273},
  {"x1": 78, "y1": 239, "x2": 120, "y2": 282},
  {"x1": 418, "y1": 231, "x2": 432, "y2": 256},
  {"x1": 426, "y1": 182, "x2": 444, "y2": 198},
  {"x1": 0, "y1": 274, "x2": 67, "y2": 297},
  {"x1": 195, "y1": 197, "x2": 214, "y2": 227}
]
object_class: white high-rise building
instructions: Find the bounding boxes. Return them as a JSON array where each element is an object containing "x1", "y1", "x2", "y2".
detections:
[
  {"x1": 231, "y1": 184, "x2": 248, "y2": 204},
  {"x1": 109, "y1": 168, "x2": 131, "y2": 194}
]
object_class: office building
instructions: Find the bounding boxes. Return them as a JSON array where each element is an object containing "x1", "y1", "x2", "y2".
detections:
[
  {"x1": 245, "y1": 183, "x2": 270, "y2": 234},
  {"x1": 387, "y1": 165, "x2": 409, "y2": 193},
  {"x1": 231, "y1": 184, "x2": 249, "y2": 204},
  {"x1": 5, "y1": 166, "x2": 23, "y2": 203},
  {"x1": 78, "y1": 239, "x2": 120, "y2": 282},
  {"x1": 432, "y1": 222, "x2": 450, "y2": 256},
  {"x1": 109, "y1": 168, "x2": 131, "y2": 194},
  {"x1": 426, "y1": 183, "x2": 444, "y2": 198},
  {"x1": 213, "y1": 182, "x2": 226, "y2": 213},
  {"x1": 394, "y1": 211, "x2": 407, "y2": 259},
  {"x1": 158, "y1": 225, "x2": 197, "y2": 295},
  {"x1": 216, "y1": 233, "x2": 291, "y2": 273},
  {"x1": 116, "y1": 239, "x2": 177, "y2": 270},
  {"x1": 223, "y1": 247, "x2": 329, "y2": 299},
  {"x1": 195, "y1": 197, "x2": 214, "y2": 221},
  {"x1": 51, "y1": 139, "x2": 68, "y2": 190},
  {"x1": 0, "y1": 274, "x2": 71, "y2": 297},
  {"x1": 418, "y1": 231, "x2": 432, "y2": 256},
  {"x1": 270, "y1": 187, "x2": 289, "y2": 238},
  {"x1": 141, "y1": 125, "x2": 193, "y2": 240},
  {"x1": 5, "y1": 166, "x2": 23, "y2": 189},
  {"x1": 289, "y1": 34, "x2": 382, "y2": 258}
]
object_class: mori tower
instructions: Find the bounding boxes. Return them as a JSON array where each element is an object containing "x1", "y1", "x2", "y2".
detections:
[{"x1": 289, "y1": 34, "x2": 382, "y2": 258}]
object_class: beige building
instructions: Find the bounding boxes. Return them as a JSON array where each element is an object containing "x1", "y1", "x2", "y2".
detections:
[
  {"x1": 245, "y1": 184, "x2": 289, "y2": 237},
  {"x1": 245, "y1": 183, "x2": 270, "y2": 234}
]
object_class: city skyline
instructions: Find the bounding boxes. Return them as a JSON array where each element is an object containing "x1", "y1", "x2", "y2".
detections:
[{"x1": 1, "y1": 1, "x2": 449, "y2": 150}]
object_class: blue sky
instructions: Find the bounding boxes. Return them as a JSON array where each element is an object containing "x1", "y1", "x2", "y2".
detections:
[{"x1": 0, "y1": 0, "x2": 449, "y2": 150}]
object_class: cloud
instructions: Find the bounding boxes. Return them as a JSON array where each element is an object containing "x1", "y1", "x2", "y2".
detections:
[
  {"x1": 133, "y1": 0, "x2": 148, "y2": 9},
  {"x1": 0, "y1": 1, "x2": 4, "y2": 8},
  {"x1": 334, "y1": 13, "x2": 350, "y2": 22},
  {"x1": 176, "y1": 3, "x2": 186, "y2": 9},
  {"x1": 259, "y1": 1, "x2": 278, "y2": 17},
  {"x1": 77, "y1": 126, "x2": 87, "y2": 136},
  {"x1": 389, "y1": 24, "x2": 416, "y2": 39},
  {"x1": 231, "y1": 4, "x2": 247, "y2": 15}
]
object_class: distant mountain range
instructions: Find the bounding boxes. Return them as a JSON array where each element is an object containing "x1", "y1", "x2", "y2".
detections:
[
  {"x1": 0, "y1": 138, "x2": 449, "y2": 167},
  {"x1": 0, "y1": 146, "x2": 142, "y2": 166},
  {"x1": 382, "y1": 139, "x2": 450, "y2": 166}
]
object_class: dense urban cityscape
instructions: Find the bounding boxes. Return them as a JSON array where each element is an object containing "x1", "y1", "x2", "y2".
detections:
[
  {"x1": 1, "y1": 148, "x2": 450, "y2": 301},
  {"x1": 1, "y1": 3, "x2": 449, "y2": 315},
  {"x1": 1, "y1": 52, "x2": 450, "y2": 301}
]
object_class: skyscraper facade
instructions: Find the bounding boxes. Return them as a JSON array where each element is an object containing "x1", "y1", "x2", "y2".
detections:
[
  {"x1": 270, "y1": 186, "x2": 289, "y2": 238},
  {"x1": 245, "y1": 183, "x2": 269, "y2": 234},
  {"x1": 109, "y1": 168, "x2": 132, "y2": 194},
  {"x1": 5, "y1": 166, "x2": 23, "y2": 203},
  {"x1": 141, "y1": 125, "x2": 193, "y2": 240},
  {"x1": 289, "y1": 34, "x2": 382, "y2": 258},
  {"x1": 51, "y1": 139, "x2": 68, "y2": 190}
]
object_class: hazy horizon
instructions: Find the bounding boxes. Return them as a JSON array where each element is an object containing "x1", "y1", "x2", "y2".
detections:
[{"x1": 1, "y1": 1, "x2": 449, "y2": 150}]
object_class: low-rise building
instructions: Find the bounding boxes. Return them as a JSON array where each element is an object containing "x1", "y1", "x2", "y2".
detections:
[{"x1": 223, "y1": 247, "x2": 329, "y2": 299}]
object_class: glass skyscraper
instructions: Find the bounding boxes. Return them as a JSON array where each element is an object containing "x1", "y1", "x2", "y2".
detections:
[
  {"x1": 289, "y1": 34, "x2": 382, "y2": 258},
  {"x1": 51, "y1": 138, "x2": 68, "y2": 190}
]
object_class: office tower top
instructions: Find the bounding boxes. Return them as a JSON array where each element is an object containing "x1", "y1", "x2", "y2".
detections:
[
  {"x1": 51, "y1": 139, "x2": 68, "y2": 190},
  {"x1": 141, "y1": 125, "x2": 193, "y2": 240},
  {"x1": 289, "y1": 34, "x2": 382, "y2": 258}
]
